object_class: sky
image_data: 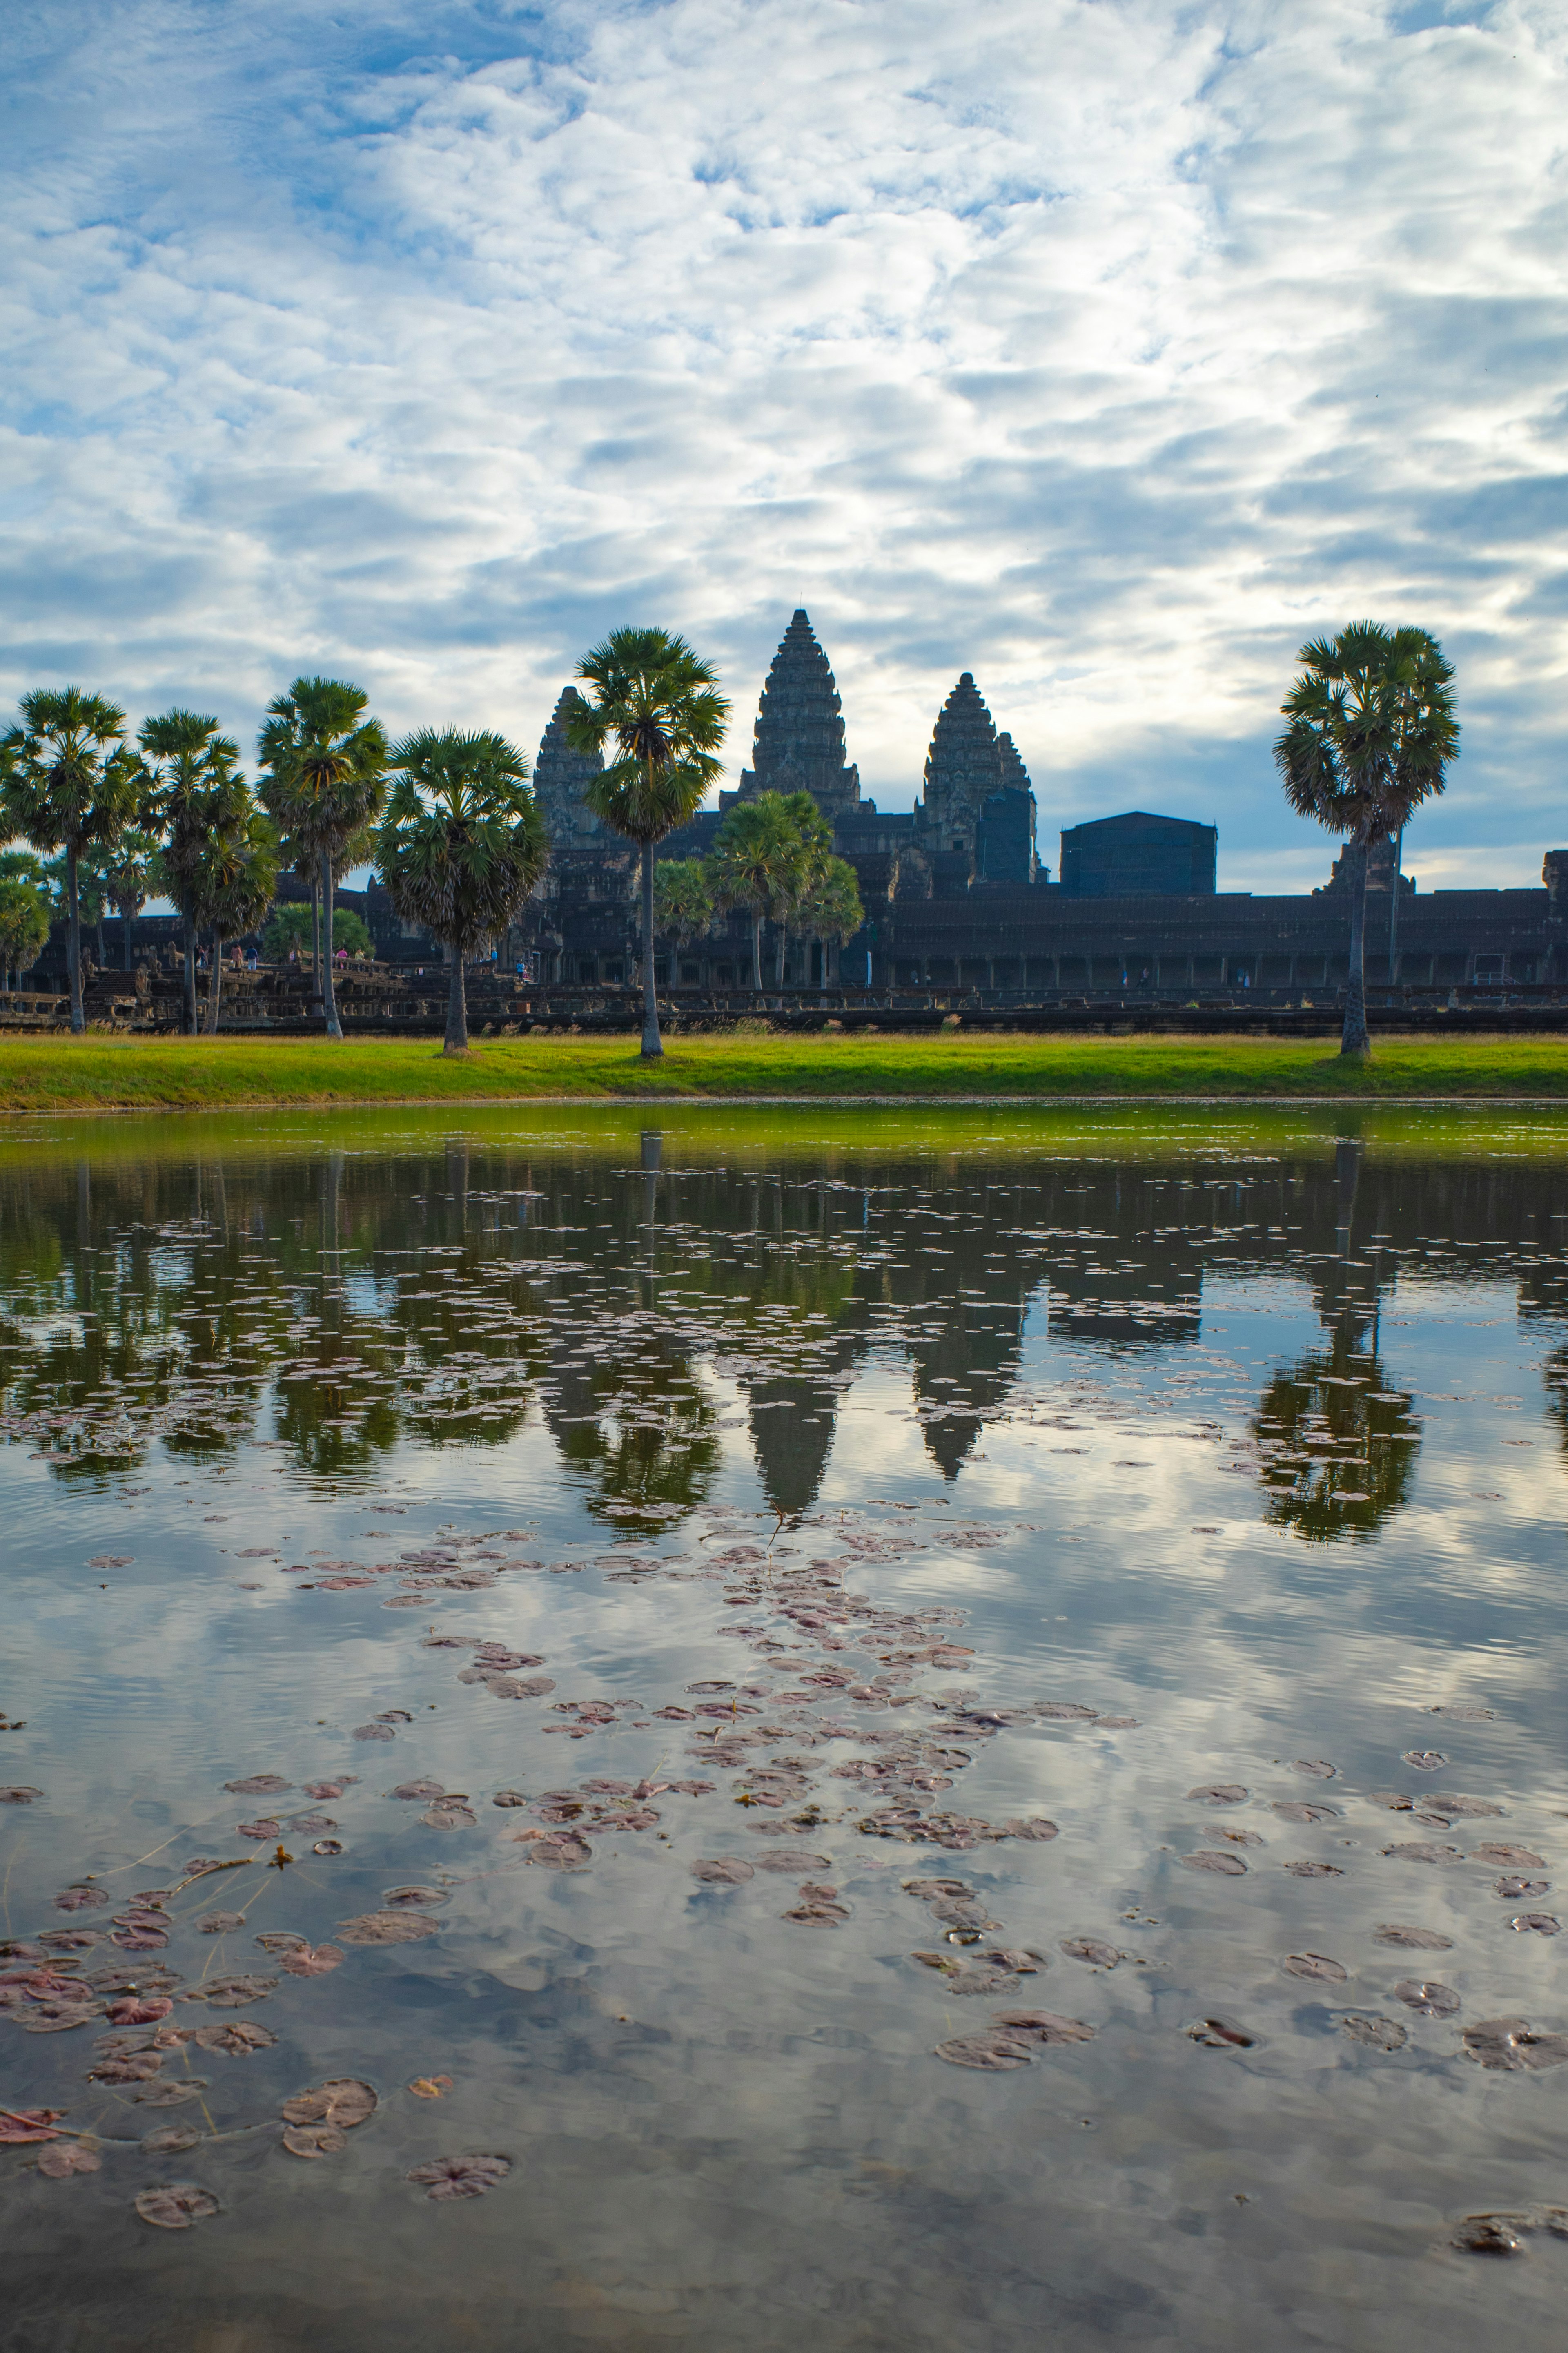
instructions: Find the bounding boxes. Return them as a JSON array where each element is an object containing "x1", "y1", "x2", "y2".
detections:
[{"x1": 2, "y1": 0, "x2": 1564, "y2": 892}]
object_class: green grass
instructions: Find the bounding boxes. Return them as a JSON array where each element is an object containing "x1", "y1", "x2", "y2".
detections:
[{"x1": 4, "y1": 1028, "x2": 1568, "y2": 1115}]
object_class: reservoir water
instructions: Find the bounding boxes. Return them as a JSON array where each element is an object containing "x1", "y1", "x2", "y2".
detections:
[{"x1": 2, "y1": 1104, "x2": 1566, "y2": 2350}]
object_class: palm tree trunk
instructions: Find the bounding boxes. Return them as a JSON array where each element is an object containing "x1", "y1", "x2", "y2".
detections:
[
  {"x1": 751, "y1": 910, "x2": 763, "y2": 992},
  {"x1": 1341, "y1": 836, "x2": 1371, "y2": 1056},
  {"x1": 309, "y1": 879, "x2": 323, "y2": 1017},
  {"x1": 444, "y1": 945, "x2": 468, "y2": 1053},
  {"x1": 1388, "y1": 825, "x2": 1403, "y2": 979},
  {"x1": 639, "y1": 838, "x2": 662, "y2": 1060},
  {"x1": 65, "y1": 847, "x2": 85, "y2": 1034},
  {"x1": 775, "y1": 920, "x2": 786, "y2": 989},
  {"x1": 207, "y1": 935, "x2": 224, "y2": 1034},
  {"x1": 182, "y1": 909, "x2": 198, "y2": 1035},
  {"x1": 321, "y1": 850, "x2": 342, "y2": 1039}
]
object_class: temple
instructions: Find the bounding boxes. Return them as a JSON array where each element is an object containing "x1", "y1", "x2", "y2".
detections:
[{"x1": 367, "y1": 608, "x2": 1568, "y2": 994}]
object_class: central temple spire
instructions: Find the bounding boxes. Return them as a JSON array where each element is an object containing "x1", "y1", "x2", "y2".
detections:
[{"x1": 739, "y1": 609, "x2": 861, "y2": 815}]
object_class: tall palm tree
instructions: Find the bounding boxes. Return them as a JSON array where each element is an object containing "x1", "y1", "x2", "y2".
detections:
[
  {"x1": 0, "y1": 865, "x2": 51, "y2": 992},
  {"x1": 376, "y1": 729, "x2": 548, "y2": 1055},
  {"x1": 565, "y1": 628, "x2": 728, "y2": 1059},
  {"x1": 140, "y1": 709, "x2": 247, "y2": 1035},
  {"x1": 653, "y1": 860, "x2": 715, "y2": 972},
  {"x1": 1, "y1": 687, "x2": 140, "y2": 1033},
  {"x1": 795, "y1": 854, "x2": 863, "y2": 992},
  {"x1": 192, "y1": 796, "x2": 278, "y2": 1033},
  {"x1": 258, "y1": 678, "x2": 388, "y2": 1041},
  {"x1": 706, "y1": 793, "x2": 809, "y2": 992},
  {"x1": 102, "y1": 827, "x2": 160, "y2": 968},
  {"x1": 771, "y1": 790, "x2": 833, "y2": 985},
  {"x1": 1275, "y1": 622, "x2": 1458, "y2": 1055}
]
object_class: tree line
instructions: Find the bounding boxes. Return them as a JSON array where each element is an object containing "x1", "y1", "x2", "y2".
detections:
[{"x1": 3, "y1": 616, "x2": 1458, "y2": 1060}]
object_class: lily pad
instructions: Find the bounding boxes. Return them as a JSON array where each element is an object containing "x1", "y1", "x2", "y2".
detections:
[
  {"x1": 407, "y1": 2150, "x2": 512, "y2": 2200},
  {"x1": 1283, "y1": 1953, "x2": 1348, "y2": 1983},
  {"x1": 991, "y1": 2008, "x2": 1095, "y2": 2046},
  {"x1": 224, "y1": 1775, "x2": 292, "y2": 1796},
  {"x1": 1509, "y1": 1914, "x2": 1560, "y2": 1935},
  {"x1": 1188, "y1": 1785, "x2": 1248, "y2": 1806},
  {"x1": 1180, "y1": 1851, "x2": 1247, "y2": 1876},
  {"x1": 1374, "y1": 1925, "x2": 1453, "y2": 1950},
  {"x1": 1471, "y1": 1843, "x2": 1546, "y2": 1869},
  {"x1": 280, "y1": 2078, "x2": 378, "y2": 2129},
  {"x1": 691, "y1": 1858, "x2": 754, "y2": 1884},
  {"x1": 181, "y1": 1972, "x2": 276, "y2": 2007},
  {"x1": 1187, "y1": 2018, "x2": 1256, "y2": 2048},
  {"x1": 141, "y1": 2124, "x2": 200, "y2": 2155},
  {"x1": 1060, "y1": 1938, "x2": 1119, "y2": 1968},
  {"x1": 197, "y1": 1911, "x2": 245, "y2": 1935},
  {"x1": 1462, "y1": 2018, "x2": 1568, "y2": 2071},
  {"x1": 1341, "y1": 2015, "x2": 1408, "y2": 2051},
  {"x1": 193, "y1": 2021, "x2": 276, "y2": 2055},
  {"x1": 1394, "y1": 1979, "x2": 1460, "y2": 2016},
  {"x1": 336, "y1": 1911, "x2": 439, "y2": 1944},
  {"x1": 933, "y1": 2031, "x2": 1033, "y2": 2070},
  {"x1": 134, "y1": 2182, "x2": 220, "y2": 2229},
  {"x1": 280, "y1": 1943, "x2": 344, "y2": 1977},
  {"x1": 36, "y1": 2141, "x2": 101, "y2": 2179},
  {"x1": 282, "y1": 2122, "x2": 347, "y2": 2159}
]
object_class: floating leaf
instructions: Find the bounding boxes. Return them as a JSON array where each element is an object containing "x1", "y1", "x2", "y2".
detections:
[
  {"x1": 691, "y1": 1858, "x2": 754, "y2": 1884},
  {"x1": 1187, "y1": 2018, "x2": 1256, "y2": 2049},
  {"x1": 1284, "y1": 1862, "x2": 1344, "y2": 1878},
  {"x1": 136, "y1": 2078, "x2": 209, "y2": 2107},
  {"x1": 391, "y1": 1779, "x2": 445, "y2": 1802},
  {"x1": 525, "y1": 1834, "x2": 592, "y2": 1869},
  {"x1": 1493, "y1": 1877, "x2": 1549, "y2": 1900},
  {"x1": 1000, "y1": 1818, "x2": 1059, "y2": 1842},
  {"x1": 1471, "y1": 1843, "x2": 1546, "y2": 1869},
  {"x1": 1401, "y1": 1752, "x2": 1448, "y2": 1772},
  {"x1": 141, "y1": 2124, "x2": 200, "y2": 2155},
  {"x1": 1509, "y1": 1914, "x2": 1560, "y2": 1935},
  {"x1": 933, "y1": 2031, "x2": 1033, "y2": 2070},
  {"x1": 1423, "y1": 1795, "x2": 1503, "y2": 1820},
  {"x1": 1282, "y1": 1953, "x2": 1348, "y2": 1983},
  {"x1": 991, "y1": 2009, "x2": 1095, "y2": 2047},
  {"x1": 1179, "y1": 1851, "x2": 1247, "y2": 1876},
  {"x1": 135, "y1": 2182, "x2": 220, "y2": 2229},
  {"x1": 409, "y1": 2076, "x2": 453, "y2": 2099},
  {"x1": 236, "y1": 1819, "x2": 283, "y2": 1842},
  {"x1": 351, "y1": 1724, "x2": 396, "y2": 1742},
  {"x1": 1188, "y1": 1785, "x2": 1248, "y2": 1806},
  {"x1": 181, "y1": 1973, "x2": 276, "y2": 2007},
  {"x1": 1290, "y1": 1761, "x2": 1338, "y2": 1780},
  {"x1": 1394, "y1": 1979, "x2": 1460, "y2": 2016},
  {"x1": 753, "y1": 1851, "x2": 831, "y2": 1873},
  {"x1": 1382, "y1": 1842, "x2": 1464, "y2": 1866},
  {"x1": 783, "y1": 1898, "x2": 851, "y2": 1925},
  {"x1": 303, "y1": 1779, "x2": 356, "y2": 1801},
  {"x1": 1452, "y1": 2215, "x2": 1526, "y2": 2256},
  {"x1": 1341, "y1": 2015, "x2": 1408, "y2": 2051},
  {"x1": 224, "y1": 1775, "x2": 292, "y2": 1797},
  {"x1": 193, "y1": 2021, "x2": 276, "y2": 2055},
  {"x1": 0, "y1": 2108, "x2": 66, "y2": 2144},
  {"x1": 280, "y1": 2078, "x2": 377, "y2": 2130},
  {"x1": 52, "y1": 1886, "x2": 109, "y2": 1914},
  {"x1": 1271, "y1": 1802, "x2": 1341, "y2": 1824},
  {"x1": 336, "y1": 1911, "x2": 439, "y2": 1945},
  {"x1": 105, "y1": 1995, "x2": 172, "y2": 2025},
  {"x1": 313, "y1": 1840, "x2": 343, "y2": 1857},
  {"x1": 197, "y1": 1911, "x2": 245, "y2": 1935},
  {"x1": 1060, "y1": 1938, "x2": 1119, "y2": 1968},
  {"x1": 283, "y1": 2123, "x2": 347, "y2": 2159},
  {"x1": 281, "y1": 1943, "x2": 344, "y2": 1978},
  {"x1": 381, "y1": 1886, "x2": 448, "y2": 1910},
  {"x1": 91, "y1": 2050, "x2": 163, "y2": 2084},
  {"x1": 36, "y1": 2141, "x2": 100, "y2": 2179},
  {"x1": 407, "y1": 2151, "x2": 512, "y2": 2201},
  {"x1": 1462, "y1": 2018, "x2": 1568, "y2": 2071}
]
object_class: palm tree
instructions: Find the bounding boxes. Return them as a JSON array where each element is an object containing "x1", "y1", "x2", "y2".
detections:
[
  {"x1": 770, "y1": 790, "x2": 833, "y2": 985},
  {"x1": 0, "y1": 865, "x2": 51, "y2": 992},
  {"x1": 102, "y1": 827, "x2": 159, "y2": 968},
  {"x1": 140, "y1": 710, "x2": 248, "y2": 1035},
  {"x1": 1276, "y1": 622, "x2": 1458, "y2": 1055},
  {"x1": 565, "y1": 628, "x2": 728, "y2": 1059},
  {"x1": 653, "y1": 860, "x2": 715, "y2": 976},
  {"x1": 1, "y1": 688, "x2": 141, "y2": 1033},
  {"x1": 795, "y1": 854, "x2": 863, "y2": 991},
  {"x1": 376, "y1": 729, "x2": 548, "y2": 1055},
  {"x1": 192, "y1": 795, "x2": 278, "y2": 1033},
  {"x1": 706, "y1": 793, "x2": 810, "y2": 992},
  {"x1": 258, "y1": 679, "x2": 388, "y2": 1041}
]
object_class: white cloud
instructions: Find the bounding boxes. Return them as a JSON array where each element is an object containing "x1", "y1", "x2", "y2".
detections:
[{"x1": 1, "y1": 0, "x2": 1564, "y2": 888}]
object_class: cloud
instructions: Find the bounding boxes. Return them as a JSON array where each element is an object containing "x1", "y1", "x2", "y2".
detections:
[{"x1": 1, "y1": 0, "x2": 1564, "y2": 888}]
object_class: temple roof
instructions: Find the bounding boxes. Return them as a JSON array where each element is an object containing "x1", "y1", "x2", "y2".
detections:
[{"x1": 739, "y1": 609, "x2": 861, "y2": 812}]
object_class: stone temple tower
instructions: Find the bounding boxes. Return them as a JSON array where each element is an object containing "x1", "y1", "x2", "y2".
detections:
[
  {"x1": 533, "y1": 687, "x2": 608, "y2": 846},
  {"x1": 738, "y1": 610, "x2": 862, "y2": 817},
  {"x1": 920, "y1": 673, "x2": 1002, "y2": 856}
]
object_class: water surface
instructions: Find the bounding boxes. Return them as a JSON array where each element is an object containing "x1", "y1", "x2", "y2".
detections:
[{"x1": 3, "y1": 1105, "x2": 1567, "y2": 2350}]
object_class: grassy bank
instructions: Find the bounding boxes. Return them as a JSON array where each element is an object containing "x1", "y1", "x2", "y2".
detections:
[{"x1": 6, "y1": 1030, "x2": 1568, "y2": 1112}]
